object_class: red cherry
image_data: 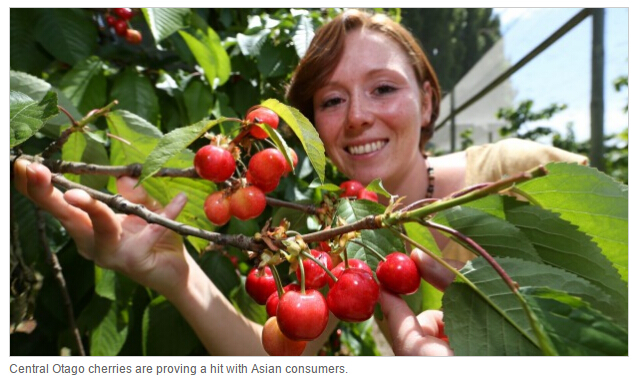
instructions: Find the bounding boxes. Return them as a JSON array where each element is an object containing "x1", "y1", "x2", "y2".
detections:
[
  {"x1": 230, "y1": 186, "x2": 266, "y2": 221},
  {"x1": 114, "y1": 8, "x2": 134, "y2": 20},
  {"x1": 245, "y1": 267, "x2": 277, "y2": 305},
  {"x1": 246, "y1": 108, "x2": 279, "y2": 139},
  {"x1": 318, "y1": 241, "x2": 331, "y2": 253},
  {"x1": 248, "y1": 148, "x2": 286, "y2": 191},
  {"x1": 326, "y1": 268, "x2": 379, "y2": 322},
  {"x1": 358, "y1": 188, "x2": 379, "y2": 202},
  {"x1": 114, "y1": 19, "x2": 128, "y2": 36},
  {"x1": 265, "y1": 284, "x2": 300, "y2": 318},
  {"x1": 106, "y1": 15, "x2": 117, "y2": 26},
  {"x1": 246, "y1": 170, "x2": 279, "y2": 193},
  {"x1": 261, "y1": 317, "x2": 307, "y2": 356},
  {"x1": 203, "y1": 191, "x2": 232, "y2": 226},
  {"x1": 296, "y1": 249, "x2": 333, "y2": 290},
  {"x1": 282, "y1": 148, "x2": 298, "y2": 175},
  {"x1": 376, "y1": 252, "x2": 420, "y2": 295},
  {"x1": 194, "y1": 145, "x2": 236, "y2": 183},
  {"x1": 277, "y1": 289, "x2": 329, "y2": 341},
  {"x1": 125, "y1": 29, "x2": 142, "y2": 45},
  {"x1": 339, "y1": 180, "x2": 364, "y2": 198},
  {"x1": 326, "y1": 258, "x2": 372, "y2": 288}
]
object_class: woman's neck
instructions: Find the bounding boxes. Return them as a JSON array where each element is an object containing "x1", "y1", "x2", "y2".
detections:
[{"x1": 379, "y1": 152, "x2": 429, "y2": 208}]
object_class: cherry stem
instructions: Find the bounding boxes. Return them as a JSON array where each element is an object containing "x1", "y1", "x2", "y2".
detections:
[
  {"x1": 300, "y1": 250, "x2": 337, "y2": 283},
  {"x1": 297, "y1": 254, "x2": 306, "y2": 294},
  {"x1": 348, "y1": 239, "x2": 386, "y2": 261},
  {"x1": 269, "y1": 264, "x2": 284, "y2": 298}
]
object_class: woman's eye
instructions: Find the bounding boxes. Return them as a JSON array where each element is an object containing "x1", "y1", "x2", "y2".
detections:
[
  {"x1": 321, "y1": 97, "x2": 343, "y2": 108},
  {"x1": 375, "y1": 85, "x2": 396, "y2": 95}
]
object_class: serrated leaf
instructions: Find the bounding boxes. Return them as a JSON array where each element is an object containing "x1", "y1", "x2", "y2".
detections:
[
  {"x1": 179, "y1": 28, "x2": 230, "y2": 88},
  {"x1": 434, "y1": 205, "x2": 542, "y2": 262},
  {"x1": 10, "y1": 90, "x2": 59, "y2": 147},
  {"x1": 336, "y1": 198, "x2": 405, "y2": 270},
  {"x1": 142, "y1": 8, "x2": 190, "y2": 43},
  {"x1": 517, "y1": 162, "x2": 628, "y2": 280},
  {"x1": 236, "y1": 29, "x2": 269, "y2": 56},
  {"x1": 34, "y1": 8, "x2": 96, "y2": 65},
  {"x1": 142, "y1": 296, "x2": 200, "y2": 355},
  {"x1": 499, "y1": 196, "x2": 627, "y2": 328},
  {"x1": 59, "y1": 56, "x2": 106, "y2": 114},
  {"x1": 111, "y1": 68, "x2": 160, "y2": 126},
  {"x1": 139, "y1": 119, "x2": 224, "y2": 184},
  {"x1": 107, "y1": 111, "x2": 217, "y2": 252},
  {"x1": 292, "y1": 14, "x2": 314, "y2": 58},
  {"x1": 90, "y1": 301, "x2": 129, "y2": 356},
  {"x1": 257, "y1": 40, "x2": 295, "y2": 78},
  {"x1": 522, "y1": 287, "x2": 628, "y2": 355},
  {"x1": 444, "y1": 257, "x2": 613, "y2": 355},
  {"x1": 260, "y1": 99, "x2": 326, "y2": 183}
]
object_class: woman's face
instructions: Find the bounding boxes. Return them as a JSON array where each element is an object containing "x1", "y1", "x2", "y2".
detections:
[{"x1": 313, "y1": 29, "x2": 432, "y2": 187}]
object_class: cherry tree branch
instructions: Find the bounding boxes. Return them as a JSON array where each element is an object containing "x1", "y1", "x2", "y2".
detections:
[{"x1": 35, "y1": 207, "x2": 86, "y2": 356}]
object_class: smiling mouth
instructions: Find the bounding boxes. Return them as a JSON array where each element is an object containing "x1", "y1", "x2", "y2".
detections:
[{"x1": 346, "y1": 140, "x2": 387, "y2": 155}]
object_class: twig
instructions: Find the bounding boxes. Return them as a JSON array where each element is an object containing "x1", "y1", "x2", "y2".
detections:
[
  {"x1": 35, "y1": 208, "x2": 86, "y2": 356},
  {"x1": 49, "y1": 173, "x2": 267, "y2": 253}
]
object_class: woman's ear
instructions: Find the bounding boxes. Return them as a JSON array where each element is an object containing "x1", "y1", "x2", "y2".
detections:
[{"x1": 420, "y1": 81, "x2": 433, "y2": 128}]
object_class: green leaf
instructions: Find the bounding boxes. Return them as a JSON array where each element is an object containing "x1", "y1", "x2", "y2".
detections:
[
  {"x1": 10, "y1": 90, "x2": 59, "y2": 147},
  {"x1": 517, "y1": 163, "x2": 628, "y2": 281},
  {"x1": 90, "y1": 301, "x2": 129, "y2": 356},
  {"x1": 260, "y1": 99, "x2": 326, "y2": 183},
  {"x1": 61, "y1": 131, "x2": 109, "y2": 190},
  {"x1": 404, "y1": 222, "x2": 443, "y2": 310},
  {"x1": 10, "y1": 9, "x2": 52, "y2": 74},
  {"x1": 198, "y1": 253, "x2": 241, "y2": 300},
  {"x1": 34, "y1": 9, "x2": 96, "y2": 65},
  {"x1": 292, "y1": 14, "x2": 314, "y2": 58},
  {"x1": 10, "y1": 70, "x2": 83, "y2": 136},
  {"x1": 183, "y1": 79, "x2": 214, "y2": 124},
  {"x1": 365, "y1": 178, "x2": 391, "y2": 198},
  {"x1": 59, "y1": 56, "x2": 106, "y2": 114},
  {"x1": 231, "y1": 277, "x2": 267, "y2": 326},
  {"x1": 142, "y1": 8, "x2": 190, "y2": 43},
  {"x1": 434, "y1": 205, "x2": 542, "y2": 262},
  {"x1": 444, "y1": 257, "x2": 613, "y2": 355},
  {"x1": 142, "y1": 296, "x2": 200, "y2": 355},
  {"x1": 257, "y1": 39, "x2": 295, "y2": 78},
  {"x1": 139, "y1": 119, "x2": 224, "y2": 184},
  {"x1": 499, "y1": 196, "x2": 627, "y2": 328},
  {"x1": 179, "y1": 28, "x2": 231, "y2": 88},
  {"x1": 336, "y1": 199, "x2": 405, "y2": 270},
  {"x1": 236, "y1": 29, "x2": 269, "y2": 56},
  {"x1": 110, "y1": 68, "x2": 160, "y2": 126},
  {"x1": 10, "y1": 70, "x2": 51, "y2": 101},
  {"x1": 107, "y1": 111, "x2": 217, "y2": 252},
  {"x1": 522, "y1": 287, "x2": 628, "y2": 355}
]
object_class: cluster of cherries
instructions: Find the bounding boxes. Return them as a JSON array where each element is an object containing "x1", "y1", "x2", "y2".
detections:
[
  {"x1": 253, "y1": 245, "x2": 421, "y2": 356},
  {"x1": 194, "y1": 108, "x2": 297, "y2": 226},
  {"x1": 104, "y1": 8, "x2": 142, "y2": 45}
]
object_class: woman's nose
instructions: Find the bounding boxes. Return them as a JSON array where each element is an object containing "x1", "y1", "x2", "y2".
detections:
[{"x1": 346, "y1": 93, "x2": 373, "y2": 131}]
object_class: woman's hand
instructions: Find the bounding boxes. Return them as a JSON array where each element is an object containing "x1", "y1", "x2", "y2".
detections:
[
  {"x1": 379, "y1": 248, "x2": 463, "y2": 356},
  {"x1": 13, "y1": 159, "x2": 190, "y2": 297}
]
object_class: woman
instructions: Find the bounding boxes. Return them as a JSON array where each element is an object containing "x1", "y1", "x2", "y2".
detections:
[{"x1": 12, "y1": 9, "x2": 586, "y2": 356}]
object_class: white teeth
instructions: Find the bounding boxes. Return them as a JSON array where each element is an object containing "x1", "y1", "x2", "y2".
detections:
[{"x1": 348, "y1": 140, "x2": 386, "y2": 155}]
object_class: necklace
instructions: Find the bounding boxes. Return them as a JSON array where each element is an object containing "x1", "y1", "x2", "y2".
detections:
[{"x1": 423, "y1": 153, "x2": 435, "y2": 199}]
